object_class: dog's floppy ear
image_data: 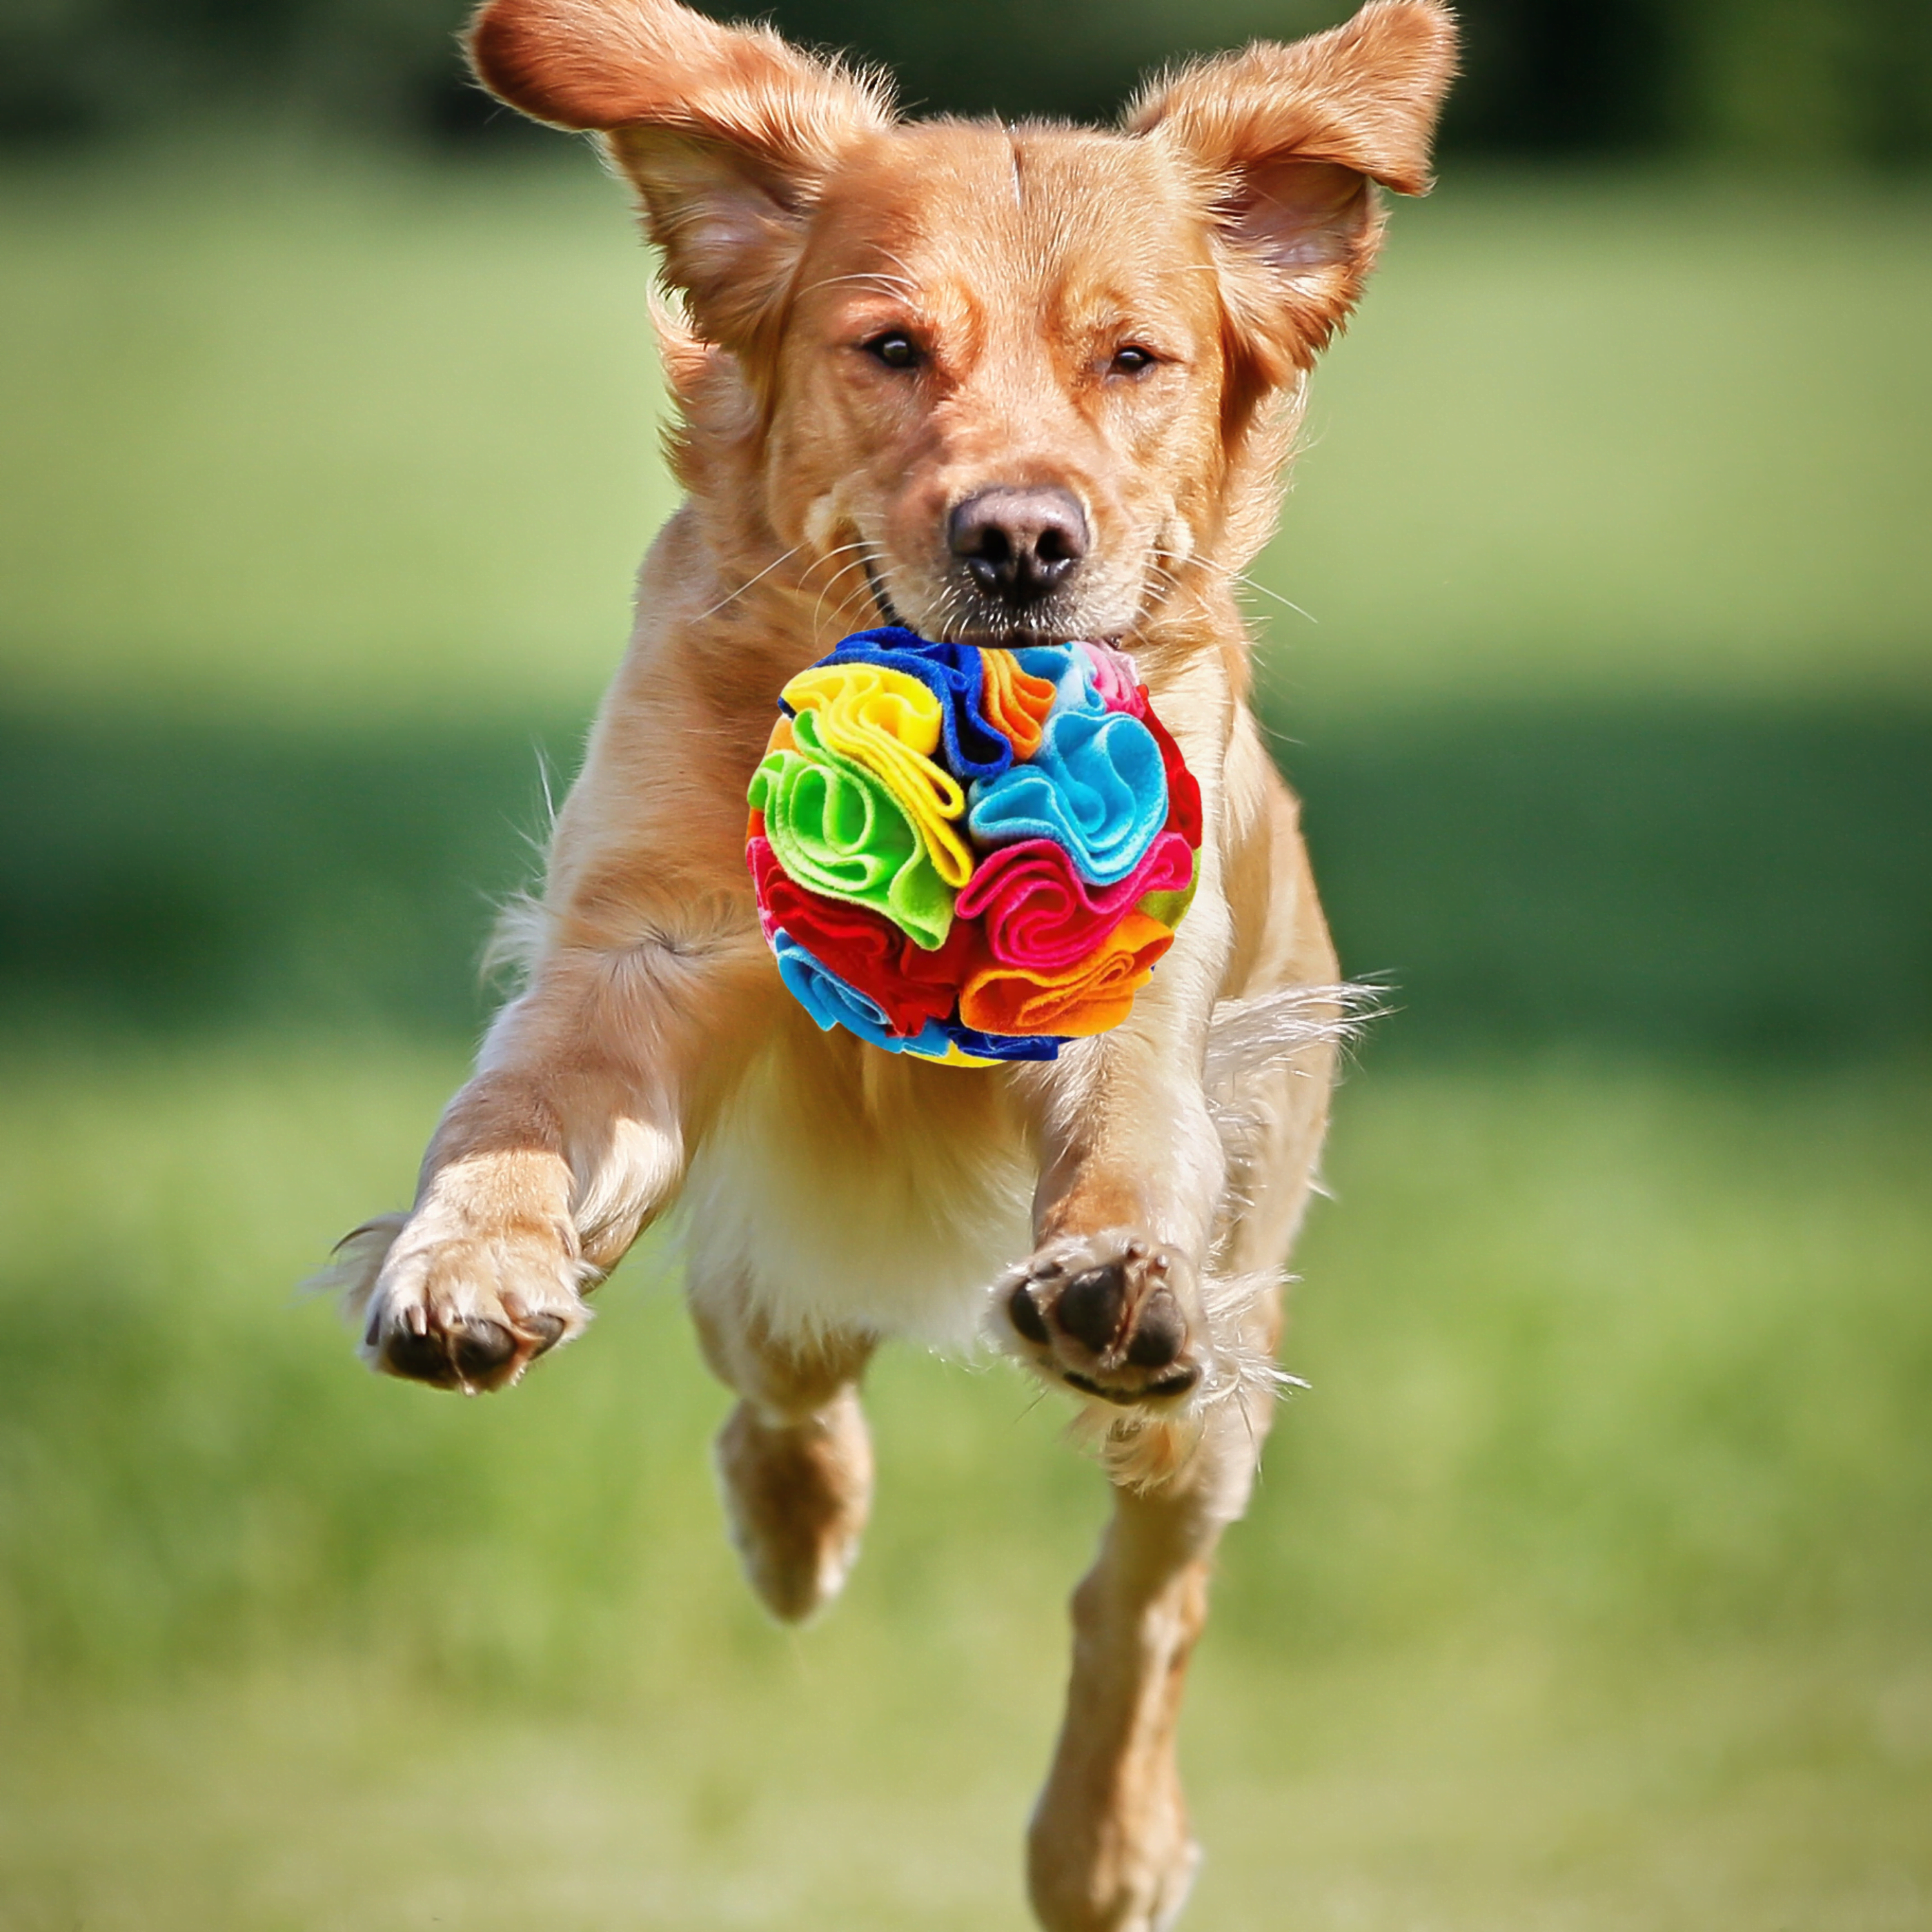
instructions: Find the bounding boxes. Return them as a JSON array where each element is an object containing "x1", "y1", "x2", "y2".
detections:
[
  {"x1": 469, "y1": 0, "x2": 892, "y2": 351},
  {"x1": 1128, "y1": 0, "x2": 1457, "y2": 382}
]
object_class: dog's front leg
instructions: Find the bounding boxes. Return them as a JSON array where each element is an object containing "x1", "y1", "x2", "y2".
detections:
[
  {"x1": 1000, "y1": 884, "x2": 1233, "y2": 1423},
  {"x1": 339, "y1": 934, "x2": 748, "y2": 1392}
]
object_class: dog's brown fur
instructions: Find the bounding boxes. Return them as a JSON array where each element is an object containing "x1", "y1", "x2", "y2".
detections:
[{"x1": 331, "y1": 4, "x2": 1453, "y2": 1924}]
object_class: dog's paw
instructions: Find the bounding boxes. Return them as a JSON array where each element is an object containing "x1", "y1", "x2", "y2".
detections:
[
  {"x1": 347, "y1": 1211, "x2": 591, "y2": 1394},
  {"x1": 998, "y1": 1230, "x2": 1207, "y2": 1409}
]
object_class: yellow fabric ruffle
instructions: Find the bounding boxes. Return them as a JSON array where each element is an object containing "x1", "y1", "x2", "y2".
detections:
[{"x1": 782, "y1": 662, "x2": 974, "y2": 889}]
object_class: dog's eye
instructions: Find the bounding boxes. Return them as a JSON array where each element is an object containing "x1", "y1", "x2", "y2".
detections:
[
  {"x1": 1110, "y1": 345, "x2": 1158, "y2": 376},
  {"x1": 865, "y1": 331, "x2": 922, "y2": 371}
]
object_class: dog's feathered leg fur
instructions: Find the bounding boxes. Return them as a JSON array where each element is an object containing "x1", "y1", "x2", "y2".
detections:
[{"x1": 348, "y1": 913, "x2": 770, "y2": 1392}]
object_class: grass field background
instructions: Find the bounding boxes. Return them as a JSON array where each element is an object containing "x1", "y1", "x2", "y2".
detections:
[{"x1": 1, "y1": 143, "x2": 1929, "y2": 1929}]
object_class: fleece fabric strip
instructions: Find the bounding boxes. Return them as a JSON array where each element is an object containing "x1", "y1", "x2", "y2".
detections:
[
  {"x1": 955, "y1": 831, "x2": 1194, "y2": 974},
  {"x1": 822, "y1": 629, "x2": 1020, "y2": 782},
  {"x1": 771, "y1": 934, "x2": 956, "y2": 1056},
  {"x1": 780, "y1": 662, "x2": 974, "y2": 889},
  {"x1": 749, "y1": 836, "x2": 972, "y2": 1036},
  {"x1": 958, "y1": 911, "x2": 1175, "y2": 1038},
  {"x1": 748, "y1": 707, "x2": 954, "y2": 949}
]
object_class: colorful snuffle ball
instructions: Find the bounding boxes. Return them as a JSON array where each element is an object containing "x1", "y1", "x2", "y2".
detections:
[{"x1": 745, "y1": 628, "x2": 1202, "y2": 1067}]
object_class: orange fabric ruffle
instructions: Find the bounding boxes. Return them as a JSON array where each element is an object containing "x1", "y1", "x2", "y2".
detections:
[
  {"x1": 957, "y1": 911, "x2": 1174, "y2": 1038},
  {"x1": 978, "y1": 648, "x2": 1058, "y2": 761}
]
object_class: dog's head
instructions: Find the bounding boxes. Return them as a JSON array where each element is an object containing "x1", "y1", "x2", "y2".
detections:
[{"x1": 471, "y1": 0, "x2": 1455, "y2": 649}]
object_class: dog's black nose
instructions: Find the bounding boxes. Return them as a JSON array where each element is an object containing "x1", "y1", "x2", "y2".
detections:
[{"x1": 948, "y1": 486, "x2": 1087, "y2": 608}]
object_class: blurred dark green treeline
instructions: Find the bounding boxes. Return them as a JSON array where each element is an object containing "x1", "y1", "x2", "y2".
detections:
[
  {"x1": 5, "y1": 0, "x2": 1932, "y2": 161},
  {"x1": 6, "y1": 691, "x2": 1929, "y2": 1054}
]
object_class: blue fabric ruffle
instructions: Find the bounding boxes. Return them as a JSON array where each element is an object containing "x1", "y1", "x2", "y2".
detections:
[
  {"x1": 938, "y1": 1019, "x2": 1063, "y2": 1062},
  {"x1": 1010, "y1": 642, "x2": 1106, "y2": 718},
  {"x1": 772, "y1": 934, "x2": 952, "y2": 1056},
  {"x1": 822, "y1": 627, "x2": 1016, "y2": 782}
]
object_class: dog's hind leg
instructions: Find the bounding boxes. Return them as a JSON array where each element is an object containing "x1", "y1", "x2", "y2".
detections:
[
  {"x1": 1025, "y1": 1353, "x2": 1277, "y2": 1932},
  {"x1": 1021, "y1": 1038, "x2": 1329, "y2": 1932},
  {"x1": 691, "y1": 1280, "x2": 876, "y2": 1624}
]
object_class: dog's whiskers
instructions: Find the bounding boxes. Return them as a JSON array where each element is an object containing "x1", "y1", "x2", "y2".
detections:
[
  {"x1": 810, "y1": 566, "x2": 874, "y2": 643},
  {"x1": 807, "y1": 544, "x2": 886, "y2": 643},
  {"x1": 693, "y1": 543, "x2": 805, "y2": 623},
  {"x1": 1183, "y1": 552, "x2": 1320, "y2": 626}
]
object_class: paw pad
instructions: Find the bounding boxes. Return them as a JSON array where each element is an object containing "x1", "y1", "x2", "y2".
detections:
[{"x1": 1000, "y1": 1232, "x2": 1204, "y2": 1408}]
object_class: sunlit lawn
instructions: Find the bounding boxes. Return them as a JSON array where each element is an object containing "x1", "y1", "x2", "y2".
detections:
[
  {"x1": 1, "y1": 144, "x2": 1929, "y2": 1929},
  {"x1": 1, "y1": 1045, "x2": 1927, "y2": 1927},
  {"x1": 2, "y1": 148, "x2": 1928, "y2": 721}
]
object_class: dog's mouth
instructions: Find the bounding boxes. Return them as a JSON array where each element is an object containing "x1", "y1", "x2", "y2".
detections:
[{"x1": 861, "y1": 555, "x2": 1123, "y2": 652}]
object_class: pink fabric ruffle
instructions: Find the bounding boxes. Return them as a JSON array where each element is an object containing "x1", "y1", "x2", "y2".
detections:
[{"x1": 954, "y1": 828, "x2": 1194, "y2": 974}]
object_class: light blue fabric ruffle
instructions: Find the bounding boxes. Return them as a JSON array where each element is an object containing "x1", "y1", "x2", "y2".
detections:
[
  {"x1": 965, "y1": 703, "x2": 1169, "y2": 887},
  {"x1": 772, "y1": 933, "x2": 954, "y2": 1056}
]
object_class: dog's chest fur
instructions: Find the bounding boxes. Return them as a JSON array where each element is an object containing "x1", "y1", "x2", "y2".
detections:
[{"x1": 678, "y1": 1012, "x2": 1038, "y2": 1348}]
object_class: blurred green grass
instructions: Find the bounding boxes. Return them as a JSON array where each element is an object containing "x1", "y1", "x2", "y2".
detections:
[
  {"x1": 0, "y1": 147, "x2": 669, "y2": 721},
  {"x1": 3, "y1": 150, "x2": 1929, "y2": 720},
  {"x1": 2, "y1": 146, "x2": 1930, "y2": 1929},
  {"x1": 1268, "y1": 172, "x2": 1932, "y2": 713},
  {"x1": 1, "y1": 1046, "x2": 1927, "y2": 1926}
]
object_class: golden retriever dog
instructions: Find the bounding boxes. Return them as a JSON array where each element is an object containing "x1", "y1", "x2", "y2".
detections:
[{"x1": 333, "y1": 2, "x2": 1453, "y2": 1923}]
